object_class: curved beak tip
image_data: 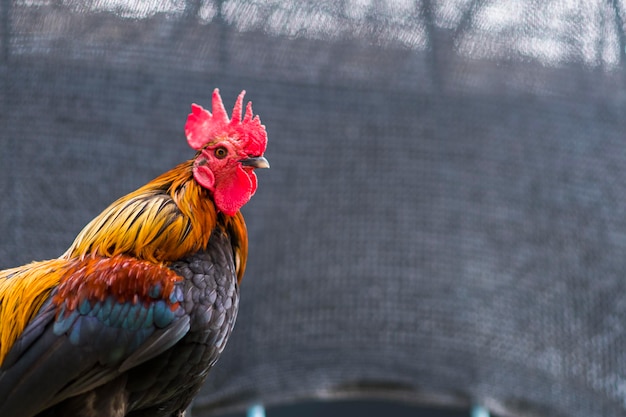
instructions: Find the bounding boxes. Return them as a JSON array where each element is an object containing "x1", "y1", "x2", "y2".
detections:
[{"x1": 241, "y1": 156, "x2": 270, "y2": 169}]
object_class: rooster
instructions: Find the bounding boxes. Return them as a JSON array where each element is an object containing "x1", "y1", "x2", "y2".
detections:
[{"x1": 0, "y1": 89, "x2": 269, "y2": 417}]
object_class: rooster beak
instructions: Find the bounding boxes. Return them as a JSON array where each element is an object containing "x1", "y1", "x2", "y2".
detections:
[{"x1": 240, "y1": 156, "x2": 270, "y2": 169}]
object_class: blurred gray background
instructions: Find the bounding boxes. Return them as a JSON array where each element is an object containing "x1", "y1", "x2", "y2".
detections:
[{"x1": 2, "y1": 1, "x2": 626, "y2": 416}]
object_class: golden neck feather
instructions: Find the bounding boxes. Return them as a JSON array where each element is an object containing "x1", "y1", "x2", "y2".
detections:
[{"x1": 63, "y1": 161, "x2": 219, "y2": 263}]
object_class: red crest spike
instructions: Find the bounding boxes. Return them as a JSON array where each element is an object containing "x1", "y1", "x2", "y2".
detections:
[
  {"x1": 243, "y1": 102, "x2": 253, "y2": 123},
  {"x1": 229, "y1": 90, "x2": 245, "y2": 126},
  {"x1": 185, "y1": 89, "x2": 267, "y2": 156},
  {"x1": 210, "y1": 88, "x2": 229, "y2": 125}
]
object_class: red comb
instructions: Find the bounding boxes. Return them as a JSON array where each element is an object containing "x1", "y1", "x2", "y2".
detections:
[{"x1": 185, "y1": 89, "x2": 267, "y2": 156}]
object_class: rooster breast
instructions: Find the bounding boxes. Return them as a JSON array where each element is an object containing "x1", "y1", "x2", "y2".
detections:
[{"x1": 123, "y1": 228, "x2": 240, "y2": 416}]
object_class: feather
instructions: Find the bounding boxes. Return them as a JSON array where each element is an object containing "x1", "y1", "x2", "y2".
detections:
[
  {"x1": 62, "y1": 162, "x2": 217, "y2": 263},
  {"x1": 0, "y1": 260, "x2": 65, "y2": 364},
  {"x1": 119, "y1": 315, "x2": 190, "y2": 372}
]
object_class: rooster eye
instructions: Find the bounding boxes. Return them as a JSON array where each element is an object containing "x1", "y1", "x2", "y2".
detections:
[{"x1": 214, "y1": 147, "x2": 228, "y2": 159}]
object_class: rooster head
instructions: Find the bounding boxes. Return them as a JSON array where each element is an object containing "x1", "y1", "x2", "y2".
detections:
[{"x1": 185, "y1": 89, "x2": 269, "y2": 215}]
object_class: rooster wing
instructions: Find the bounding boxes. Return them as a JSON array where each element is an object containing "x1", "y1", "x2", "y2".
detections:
[{"x1": 0, "y1": 229, "x2": 239, "y2": 417}]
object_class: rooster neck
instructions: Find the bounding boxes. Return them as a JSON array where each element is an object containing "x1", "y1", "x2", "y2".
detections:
[{"x1": 63, "y1": 161, "x2": 246, "y2": 264}]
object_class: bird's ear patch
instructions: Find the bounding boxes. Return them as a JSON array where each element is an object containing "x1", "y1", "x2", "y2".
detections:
[{"x1": 192, "y1": 159, "x2": 215, "y2": 192}]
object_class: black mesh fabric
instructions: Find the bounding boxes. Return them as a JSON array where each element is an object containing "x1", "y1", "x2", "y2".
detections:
[{"x1": 2, "y1": 1, "x2": 626, "y2": 416}]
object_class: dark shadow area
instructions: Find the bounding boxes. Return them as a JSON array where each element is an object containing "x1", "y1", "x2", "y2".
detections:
[{"x1": 217, "y1": 400, "x2": 474, "y2": 417}]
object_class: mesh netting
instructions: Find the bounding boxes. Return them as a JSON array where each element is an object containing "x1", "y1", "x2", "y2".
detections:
[{"x1": 2, "y1": 1, "x2": 626, "y2": 416}]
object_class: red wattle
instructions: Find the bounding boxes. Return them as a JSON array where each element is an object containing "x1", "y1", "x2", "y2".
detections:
[{"x1": 214, "y1": 166, "x2": 257, "y2": 215}]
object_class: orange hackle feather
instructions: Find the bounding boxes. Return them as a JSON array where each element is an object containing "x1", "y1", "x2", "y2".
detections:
[
  {"x1": 63, "y1": 161, "x2": 215, "y2": 263},
  {"x1": 0, "y1": 260, "x2": 68, "y2": 363}
]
